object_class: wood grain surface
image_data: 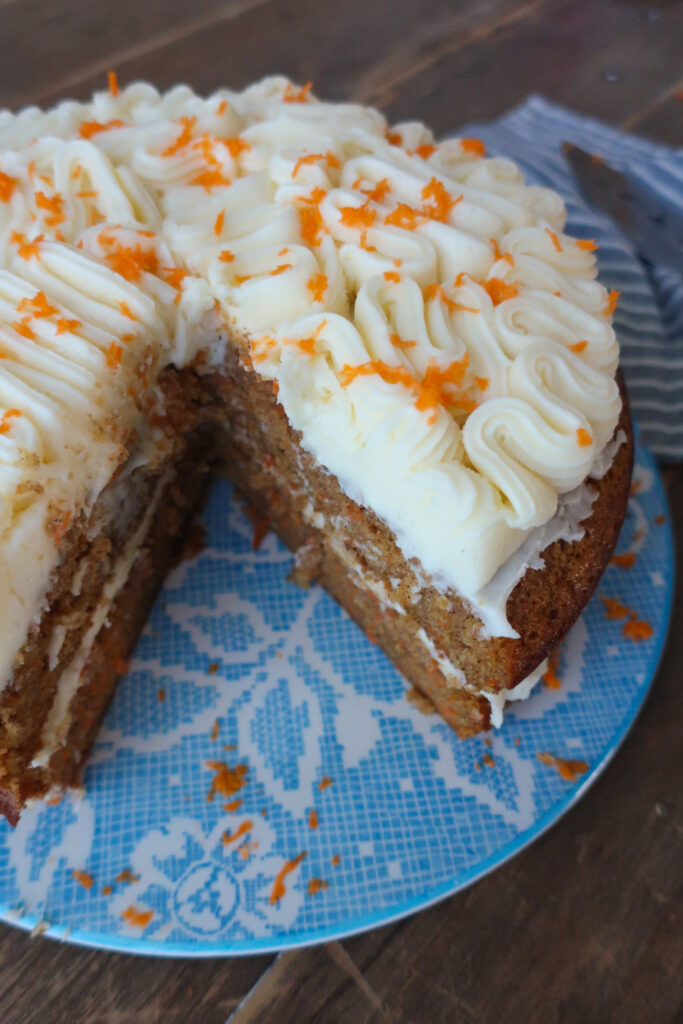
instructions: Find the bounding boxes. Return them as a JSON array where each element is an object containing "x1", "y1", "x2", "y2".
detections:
[{"x1": 0, "y1": 1, "x2": 681, "y2": 1021}]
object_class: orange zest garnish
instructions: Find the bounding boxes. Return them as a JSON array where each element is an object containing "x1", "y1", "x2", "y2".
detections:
[
  {"x1": 481, "y1": 278, "x2": 519, "y2": 305},
  {"x1": 420, "y1": 178, "x2": 460, "y2": 222},
  {"x1": 537, "y1": 752, "x2": 589, "y2": 782},
  {"x1": 0, "y1": 409, "x2": 21, "y2": 434},
  {"x1": 269, "y1": 851, "x2": 307, "y2": 903},
  {"x1": 72, "y1": 869, "x2": 94, "y2": 890},
  {"x1": 545, "y1": 228, "x2": 562, "y2": 252},
  {"x1": 283, "y1": 81, "x2": 313, "y2": 104},
  {"x1": 78, "y1": 119, "x2": 124, "y2": 140},
  {"x1": 163, "y1": 115, "x2": 196, "y2": 156},
  {"x1": 340, "y1": 200, "x2": 375, "y2": 229},
  {"x1": 577, "y1": 239, "x2": 598, "y2": 252},
  {"x1": 121, "y1": 907, "x2": 154, "y2": 929},
  {"x1": 604, "y1": 289, "x2": 620, "y2": 316},
  {"x1": 460, "y1": 137, "x2": 486, "y2": 158},
  {"x1": 570, "y1": 340, "x2": 588, "y2": 354},
  {"x1": 576, "y1": 427, "x2": 592, "y2": 447},
  {"x1": 0, "y1": 172, "x2": 18, "y2": 203},
  {"x1": 384, "y1": 203, "x2": 422, "y2": 230},
  {"x1": 307, "y1": 273, "x2": 327, "y2": 302},
  {"x1": 107, "y1": 70, "x2": 119, "y2": 97}
]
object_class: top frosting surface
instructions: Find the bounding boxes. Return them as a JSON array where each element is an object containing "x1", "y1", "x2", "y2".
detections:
[{"x1": 0, "y1": 76, "x2": 621, "y2": 679}]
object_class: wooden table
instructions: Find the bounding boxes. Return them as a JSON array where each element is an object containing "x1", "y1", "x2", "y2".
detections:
[{"x1": 1, "y1": 1, "x2": 681, "y2": 1021}]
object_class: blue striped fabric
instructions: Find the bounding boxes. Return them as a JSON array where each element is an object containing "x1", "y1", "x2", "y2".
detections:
[{"x1": 457, "y1": 96, "x2": 683, "y2": 461}]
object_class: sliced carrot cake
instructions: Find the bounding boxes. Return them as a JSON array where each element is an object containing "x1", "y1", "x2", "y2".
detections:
[{"x1": 0, "y1": 76, "x2": 631, "y2": 824}]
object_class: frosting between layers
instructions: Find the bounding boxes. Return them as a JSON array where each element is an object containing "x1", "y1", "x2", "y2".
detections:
[{"x1": 0, "y1": 77, "x2": 622, "y2": 685}]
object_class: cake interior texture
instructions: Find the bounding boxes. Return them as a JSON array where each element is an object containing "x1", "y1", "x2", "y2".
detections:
[{"x1": 0, "y1": 77, "x2": 632, "y2": 823}]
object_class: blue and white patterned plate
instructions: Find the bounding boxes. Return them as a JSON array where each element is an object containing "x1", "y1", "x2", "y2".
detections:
[{"x1": 0, "y1": 431, "x2": 673, "y2": 955}]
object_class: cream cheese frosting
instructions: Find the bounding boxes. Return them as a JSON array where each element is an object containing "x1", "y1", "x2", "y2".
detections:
[{"x1": 0, "y1": 76, "x2": 622, "y2": 685}]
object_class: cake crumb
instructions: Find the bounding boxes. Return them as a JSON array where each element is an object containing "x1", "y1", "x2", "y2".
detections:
[
  {"x1": 331, "y1": 854, "x2": 340, "y2": 867},
  {"x1": 102, "y1": 886, "x2": 113, "y2": 896},
  {"x1": 482, "y1": 752, "x2": 495, "y2": 768},
  {"x1": 207, "y1": 662, "x2": 220, "y2": 675},
  {"x1": 206, "y1": 760, "x2": 249, "y2": 802},
  {"x1": 406, "y1": 686, "x2": 435, "y2": 715},
  {"x1": 288, "y1": 537, "x2": 323, "y2": 588},
  {"x1": 210, "y1": 719, "x2": 220, "y2": 741},
  {"x1": 307, "y1": 878, "x2": 329, "y2": 896},
  {"x1": 72, "y1": 870, "x2": 94, "y2": 891},
  {"x1": 157, "y1": 688, "x2": 166, "y2": 702},
  {"x1": 178, "y1": 520, "x2": 206, "y2": 563}
]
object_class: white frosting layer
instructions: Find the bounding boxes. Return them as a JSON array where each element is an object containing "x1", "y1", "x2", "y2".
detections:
[{"x1": 0, "y1": 77, "x2": 622, "y2": 686}]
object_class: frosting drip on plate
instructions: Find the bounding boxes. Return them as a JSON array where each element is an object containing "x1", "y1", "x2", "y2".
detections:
[{"x1": 0, "y1": 77, "x2": 622, "y2": 682}]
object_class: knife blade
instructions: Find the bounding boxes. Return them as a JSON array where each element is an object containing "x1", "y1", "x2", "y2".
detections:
[{"x1": 563, "y1": 142, "x2": 683, "y2": 272}]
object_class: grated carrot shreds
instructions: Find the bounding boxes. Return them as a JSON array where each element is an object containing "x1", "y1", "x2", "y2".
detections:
[
  {"x1": 420, "y1": 178, "x2": 460, "y2": 222},
  {"x1": 570, "y1": 340, "x2": 588, "y2": 354},
  {"x1": 210, "y1": 719, "x2": 220, "y2": 741},
  {"x1": 269, "y1": 851, "x2": 307, "y2": 903},
  {"x1": 623, "y1": 619, "x2": 653, "y2": 642},
  {"x1": 118, "y1": 301, "x2": 136, "y2": 320},
  {"x1": 115, "y1": 869, "x2": 140, "y2": 884},
  {"x1": 383, "y1": 270, "x2": 401, "y2": 283},
  {"x1": 362, "y1": 178, "x2": 390, "y2": 204},
  {"x1": 386, "y1": 130, "x2": 403, "y2": 146},
  {"x1": 416, "y1": 143, "x2": 436, "y2": 160},
  {"x1": 121, "y1": 906, "x2": 154, "y2": 929},
  {"x1": 576, "y1": 427, "x2": 592, "y2": 448},
  {"x1": 12, "y1": 316, "x2": 36, "y2": 341},
  {"x1": 163, "y1": 115, "x2": 196, "y2": 156},
  {"x1": 11, "y1": 231, "x2": 44, "y2": 261},
  {"x1": 307, "y1": 878, "x2": 329, "y2": 896},
  {"x1": 543, "y1": 648, "x2": 562, "y2": 690},
  {"x1": 0, "y1": 172, "x2": 18, "y2": 203},
  {"x1": 72, "y1": 870, "x2": 94, "y2": 891},
  {"x1": 214, "y1": 210, "x2": 225, "y2": 236},
  {"x1": 190, "y1": 168, "x2": 231, "y2": 192},
  {"x1": 308, "y1": 809, "x2": 318, "y2": 830},
  {"x1": 359, "y1": 230, "x2": 377, "y2": 252},
  {"x1": 537, "y1": 752, "x2": 589, "y2": 782},
  {"x1": 331, "y1": 854, "x2": 340, "y2": 867},
  {"x1": 318, "y1": 775, "x2": 333, "y2": 791},
  {"x1": 205, "y1": 760, "x2": 249, "y2": 802},
  {"x1": 384, "y1": 203, "x2": 422, "y2": 230},
  {"x1": 474, "y1": 377, "x2": 489, "y2": 391},
  {"x1": 269, "y1": 264, "x2": 292, "y2": 276},
  {"x1": 611, "y1": 552, "x2": 636, "y2": 569},
  {"x1": 224, "y1": 136, "x2": 250, "y2": 159},
  {"x1": 545, "y1": 228, "x2": 562, "y2": 252},
  {"x1": 79, "y1": 119, "x2": 124, "y2": 140},
  {"x1": 34, "y1": 191, "x2": 63, "y2": 227},
  {"x1": 340, "y1": 200, "x2": 375, "y2": 229},
  {"x1": 307, "y1": 273, "x2": 327, "y2": 302},
  {"x1": 224, "y1": 798, "x2": 242, "y2": 812},
  {"x1": 577, "y1": 239, "x2": 598, "y2": 252},
  {"x1": 0, "y1": 409, "x2": 21, "y2": 435},
  {"x1": 460, "y1": 137, "x2": 486, "y2": 158},
  {"x1": 298, "y1": 187, "x2": 327, "y2": 247},
  {"x1": 219, "y1": 250, "x2": 235, "y2": 263},
  {"x1": 390, "y1": 333, "x2": 417, "y2": 350},
  {"x1": 481, "y1": 278, "x2": 519, "y2": 305},
  {"x1": 161, "y1": 266, "x2": 188, "y2": 291},
  {"x1": 605, "y1": 289, "x2": 620, "y2": 316},
  {"x1": 55, "y1": 317, "x2": 81, "y2": 335},
  {"x1": 106, "y1": 342, "x2": 123, "y2": 369},
  {"x1": 600, "y1": 596, "x2": 631, "y2": 619},
  {"x1": 223, "y1": 820, "x2": 253, "y2": 845},
  {"x1": 283, "y1": 81, "x2": 313, "y2": 104},
  {"x1": 107, "y1": 70, "x2": 119, "y2": 97}
]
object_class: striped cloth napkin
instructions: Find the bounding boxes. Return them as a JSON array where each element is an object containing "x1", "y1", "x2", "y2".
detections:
[{"x1": 459, "y1": 96, "x2": 683, "y2": 461}]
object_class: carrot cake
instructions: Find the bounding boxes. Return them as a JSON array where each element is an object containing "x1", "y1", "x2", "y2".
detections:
[{"x1": 0, "y1": 76, "x2": 631, "y2": 824}]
